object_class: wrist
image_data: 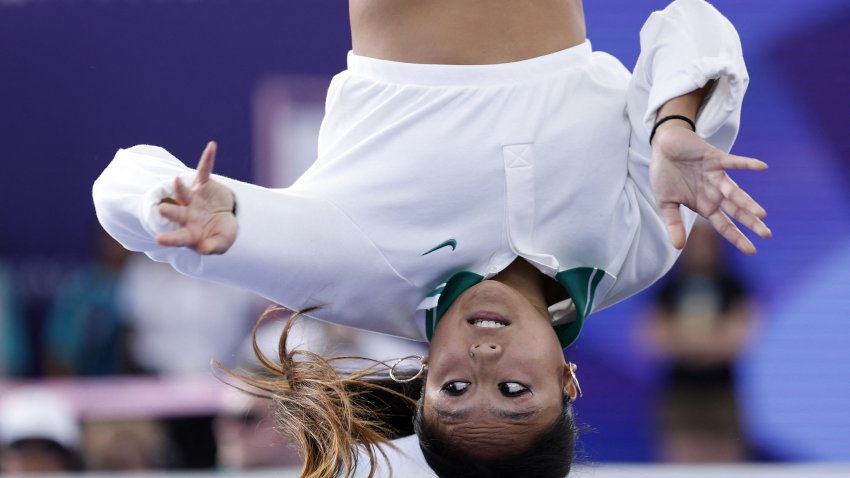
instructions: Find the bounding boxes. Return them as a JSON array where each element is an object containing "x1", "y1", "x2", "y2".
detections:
[{"x1": 650, "y1": 115, "x2": 696, "y2": 146}]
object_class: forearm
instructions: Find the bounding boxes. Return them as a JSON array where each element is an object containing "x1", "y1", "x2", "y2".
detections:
[
  {"x1": 629, "y1": 0, "x2": 748, "y2": 152},
  {"x1": 651, "y1": 81, "x2": 713, "y2": 146},
  {"x1": 92, "y1": 145, "x2": 399, "y2": 322}
]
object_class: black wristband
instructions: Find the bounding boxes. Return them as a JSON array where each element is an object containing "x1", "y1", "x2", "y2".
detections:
[{"x1": 650, "y1": 114, "x2": 696, "y2": 146}]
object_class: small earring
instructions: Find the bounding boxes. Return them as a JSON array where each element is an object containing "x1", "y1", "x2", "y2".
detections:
[
  {"x1": 566, "y1": 362, "x2": 583, "y2": 402},
  {"x1": 389, "y1": 355, "x2": 427, "y2": 383}
]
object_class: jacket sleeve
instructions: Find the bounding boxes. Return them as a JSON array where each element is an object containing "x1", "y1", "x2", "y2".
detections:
[
  {"x1": 629, "y1": 0, "x2": 749, "y2": 150},
  {"x1": 92, "y1": 145, "x2": 409, "y2": 321},
  {"x1": 598, "y1": 0, "x2": 749, "y2": 309}
]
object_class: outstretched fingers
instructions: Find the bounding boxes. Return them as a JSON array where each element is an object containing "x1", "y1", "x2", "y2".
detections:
[
  {"x1": 159, "y1": 202, "x2": 189, "y2": 225},
  {"x1": 719, "y1": 176, "x2": 767, "y2": 219},
  {"x1": 719, "y1": 153, "x2": 767, "y2": 172},
  {"x1": 195, "y1": 141, "x2": 217, "y2": 185},
  {"x1": 707, "y1": 208, "x2": 756, "y2": 255},
  {"x1": 174, "y1": 177, "x2": 192, "y2": 205},
  {"x1": 698, "y1": 161, "x2": 770, "y2": 254},
  {"x1": 720, "y1": 197, "x2": 771, "y2": 239},
  {"x1": 717, "y1": 175, "x2": 770, "y2": 236},
  {"x1": 156, "y1": 228, "x2": 197, "y2": 248}
]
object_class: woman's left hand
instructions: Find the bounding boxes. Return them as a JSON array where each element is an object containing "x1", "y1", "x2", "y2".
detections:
[{"x1": 649, "y1": 123, "x2": 771, "y2": 255}]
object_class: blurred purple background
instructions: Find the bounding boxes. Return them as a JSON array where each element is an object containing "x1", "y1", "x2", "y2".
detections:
[{"x1": 1, "y1": 0, "x2": 848, "y2": 464}]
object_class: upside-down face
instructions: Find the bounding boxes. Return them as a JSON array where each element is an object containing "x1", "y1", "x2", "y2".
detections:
[{"x1": 423, "y1": 279, "x2": 571, "y2": 458}]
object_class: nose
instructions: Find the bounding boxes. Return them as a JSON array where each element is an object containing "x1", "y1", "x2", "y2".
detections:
[{"x1": 469, "y1": 343, "x2": 503, "y2": 360}]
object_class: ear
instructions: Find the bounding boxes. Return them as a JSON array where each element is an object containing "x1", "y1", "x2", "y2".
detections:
[{"x1": 562, "y1": 362, "x2": 582, "y2": 402}]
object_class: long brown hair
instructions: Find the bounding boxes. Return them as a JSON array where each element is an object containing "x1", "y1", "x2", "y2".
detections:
[{"x1": 217, "y1": 306, "x2": 423, "y2": 478}]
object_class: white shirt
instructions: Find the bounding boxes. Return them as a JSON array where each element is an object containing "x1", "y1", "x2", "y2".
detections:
[{"x1": 92, "y1": 0, "x2": 747, "y2": 347}]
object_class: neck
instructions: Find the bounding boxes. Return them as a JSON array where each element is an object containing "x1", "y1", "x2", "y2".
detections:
[{"x1": 492, "y1": 259, "x2": 550, "y2": 319}]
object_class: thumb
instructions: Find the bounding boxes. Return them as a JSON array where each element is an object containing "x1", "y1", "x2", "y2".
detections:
[
  {"x1": 658, "y1": 202, "x2": 686, "y2": 250},
  {"x1": 197, "y1": 237, "x2": 226, "y2": 255}
]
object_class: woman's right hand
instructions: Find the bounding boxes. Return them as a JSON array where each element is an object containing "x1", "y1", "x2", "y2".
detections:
[{"x1": 155, "y1": 141, "x2": 238, "y2": 255}]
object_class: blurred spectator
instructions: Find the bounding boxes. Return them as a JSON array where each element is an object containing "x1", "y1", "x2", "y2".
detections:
[
  {"x1": 83, "y1": 420, "x2": 173, "y2": 471},
  {"x1": 641, "y1": 220, "x2": 757, "y2": 463},
  {"x1": 0, "y1": 261, "x2": 26, "y2": 377},
  {"x1": 214, "y1": 388, "x2": 301, "y2": 469},
  {"x1": 658, "y1": 380, "x2": 747, "y2": 463},
  {"x1": 14, "y1": 257, "x2": 70, "y2": 377},
  {"x1": 0, "y1": 387, "x2": 82, "y2": 473},
  {"x1": 117, "y1": 253, "x2": 264, "y2": 376},
  {"x1": 43, "y1": 231, "x2": 134, "y2": 376},
  {"x1": 645, "y1": 220, "x2": 755, "y2": 375},
  {"x1": 115, "y1": 253, "x2": 265, "y2": 469}
]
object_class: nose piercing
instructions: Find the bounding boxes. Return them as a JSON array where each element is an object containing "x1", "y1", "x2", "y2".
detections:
[{"x1": 469, "y1": 351, "x2": 475, "y2": 359}]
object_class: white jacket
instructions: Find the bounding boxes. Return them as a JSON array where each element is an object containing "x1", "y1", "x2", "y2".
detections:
[{"x1": 93, "y1": 0, "x2": 747, "y2": 347}]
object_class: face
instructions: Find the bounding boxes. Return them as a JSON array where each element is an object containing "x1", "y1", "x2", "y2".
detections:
[
  {"x1": 0, "y1": 442, "x2": 72, "y2": 473},
  {"x1": 424, "y1": 280, "x2": 569, "y2": 458}
]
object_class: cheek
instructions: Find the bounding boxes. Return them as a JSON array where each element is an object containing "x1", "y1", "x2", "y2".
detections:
[
  {"x1": 505, "y1": 334, "x2": 565, "y2": 377},
  {"x1": 426, "y1": 347, "x2": 467, "y2": 378},
  {"x1": 513, "y1": 330, "x2": 564, "y2": 359},
  {"x1": 427, "y1": 331, "x2": 471, "y2": 370}
]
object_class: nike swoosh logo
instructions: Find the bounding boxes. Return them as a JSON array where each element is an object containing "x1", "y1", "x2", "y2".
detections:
[{"x1": 422, "y1": 239, "x2": 457, "y2": 256}]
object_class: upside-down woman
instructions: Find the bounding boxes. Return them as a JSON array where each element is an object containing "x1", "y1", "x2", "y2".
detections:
[{"x1": 93, "y1": 0, "x2": 769, "y2": 476}]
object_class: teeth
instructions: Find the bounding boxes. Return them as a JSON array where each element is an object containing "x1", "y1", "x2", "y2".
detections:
[{"x1": 473, "y1": 320, "x2": 506, "y2": 329}]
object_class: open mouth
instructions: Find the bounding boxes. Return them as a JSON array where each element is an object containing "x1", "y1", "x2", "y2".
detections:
[{"x1": 467, "y1": 312, "x2": 510, "y2": 329}]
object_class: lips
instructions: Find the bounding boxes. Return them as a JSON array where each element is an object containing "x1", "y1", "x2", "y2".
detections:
[{"x1": 467, "y1": 311, "x2": 510, "y2": 328}]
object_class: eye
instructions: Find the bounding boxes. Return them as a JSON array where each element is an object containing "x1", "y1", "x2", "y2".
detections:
[
  {"x1": 499, "y1": 382, "x2": 530, "y2": 397},
  {"x1": 441, "y1": 381, "x2": 471, "y2": 396}
]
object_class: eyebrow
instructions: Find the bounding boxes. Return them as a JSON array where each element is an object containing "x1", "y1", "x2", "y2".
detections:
[
  {"x1": 434, "y1": 407, "x2": 470, "y2": 420},
  {"x1": 496, "y1": 408, "x2": 540, "y2": 421},
  {"x1": 433, "y1": 406, "x2": 541, "y2": 422}
]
